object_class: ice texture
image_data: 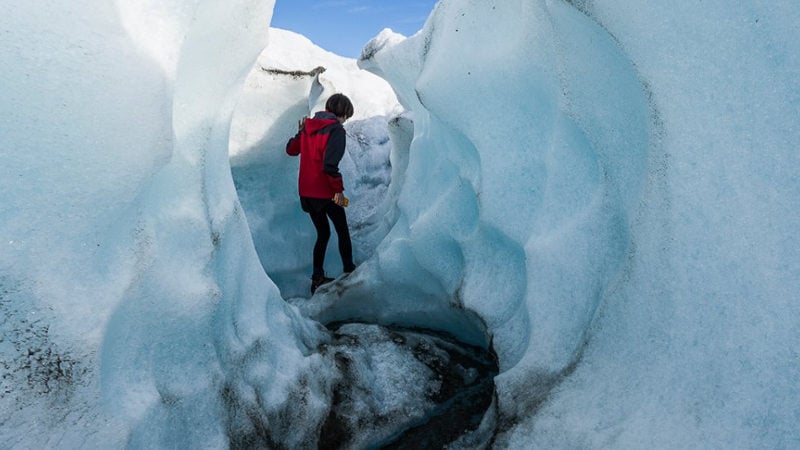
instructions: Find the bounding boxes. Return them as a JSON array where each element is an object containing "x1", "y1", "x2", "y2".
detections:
[
  {"x1": 1, "y1": 0, "x2": 799, "y2": 448},
  {"x1": 317, "y1": 323, "x2": 497, "y2": 449},
  {"x1": 229, "y1": 28, "x2": 401, "y2": 298},
  {"x1": 356, "y1": 0, "x2": 800, "y2": 447},
  {"x1": 1, "y1": 1, "x2": 331, "y2": 448}
]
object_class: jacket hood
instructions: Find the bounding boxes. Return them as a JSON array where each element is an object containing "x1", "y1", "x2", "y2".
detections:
[{"x1": 304, "y1": 111, "x2": 339, "y2": 134}]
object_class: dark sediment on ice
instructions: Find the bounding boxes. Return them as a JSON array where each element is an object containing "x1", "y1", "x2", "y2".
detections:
[{"x1": 319, "y1": 323, "x2": 498, "y2": 449}]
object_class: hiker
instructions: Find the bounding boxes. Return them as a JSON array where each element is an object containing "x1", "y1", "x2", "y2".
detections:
[{"x1": 286, "y1": 93, "x2": 356, "y2": 294}]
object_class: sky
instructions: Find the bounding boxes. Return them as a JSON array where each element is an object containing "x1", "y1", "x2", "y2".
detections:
[{"x1": 271, "y1": 0, "x2": 439, "y2": 58}]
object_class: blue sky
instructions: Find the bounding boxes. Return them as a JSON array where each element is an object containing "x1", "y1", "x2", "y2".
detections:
[{"x1": 271, "y1": 1, "x2": 439, "y2": 58}]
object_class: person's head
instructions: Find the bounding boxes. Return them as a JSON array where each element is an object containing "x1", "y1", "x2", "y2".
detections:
[{"x1": 325, "y1": 93, "x2": 354, "y2": 123}]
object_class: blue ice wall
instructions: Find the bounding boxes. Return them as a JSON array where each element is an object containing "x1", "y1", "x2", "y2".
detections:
[{"x1": 358, "y1": 0, "x2": 800, "y2": 447}]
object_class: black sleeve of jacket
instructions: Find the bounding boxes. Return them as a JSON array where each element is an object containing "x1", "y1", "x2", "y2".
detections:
[{"x1": 323, "y1": 125, "x2": 346, "y2": 178}]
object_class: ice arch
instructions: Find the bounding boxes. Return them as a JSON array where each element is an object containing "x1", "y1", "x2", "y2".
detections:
[
  {"x1": 3, "y1": 0, "x2": 798, "y2": 447},
  {"x1": 226, "y1": 27, "x2": 403, "y2": 299},
  {"x1": 2, "y1": 0, "x2": 650, "y2": 445}
]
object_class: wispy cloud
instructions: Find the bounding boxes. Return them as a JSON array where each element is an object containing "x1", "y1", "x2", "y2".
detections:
[
  {"x1": 317, "y1": 0, "x2": 374, "y2": 14},
  {"x1": 395, "y1": 14, "x2": 429, "y2": 25},
  {"x1": 319, "y1": 0, "x2": 360, "y2": 8}
]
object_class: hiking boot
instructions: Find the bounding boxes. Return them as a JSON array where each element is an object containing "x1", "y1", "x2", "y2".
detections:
[{"x1": 311, "y1": 275, "x2": 334, "y2": 294}]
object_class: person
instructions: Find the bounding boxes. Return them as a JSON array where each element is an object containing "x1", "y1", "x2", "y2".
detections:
[{"x1": 286, "y1": 93, "x2": 356, "y2": 294}]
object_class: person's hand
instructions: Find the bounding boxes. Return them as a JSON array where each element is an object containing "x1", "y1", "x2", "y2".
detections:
[
  {"x1": 333, "y1": 192, "x2": 346, "y2": 207},
  {"x1": 298, "y1": 116, "x2": 307, "y2": 131}
]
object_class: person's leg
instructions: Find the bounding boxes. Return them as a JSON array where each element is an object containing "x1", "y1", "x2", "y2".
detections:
[
  {"x1": 325, "y1": 204, "x2": 355, "y2": 273},
  {"x1": 308, "y1": 210, "x2": 331, "y2": 279}
]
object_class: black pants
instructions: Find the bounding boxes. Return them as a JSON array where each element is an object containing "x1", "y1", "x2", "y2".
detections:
[{"x1": 301, "y1": 197, "x2": 355, "y2": 278}]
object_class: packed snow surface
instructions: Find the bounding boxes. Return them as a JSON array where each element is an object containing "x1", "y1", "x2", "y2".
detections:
[{"x1": 1, "y1": 0, "x2": 798, "y2": 448}]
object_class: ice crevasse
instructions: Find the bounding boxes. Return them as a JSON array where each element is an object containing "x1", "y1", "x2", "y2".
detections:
[{"x1": 0, "y1": 0, "x2": 798, "y2": 448}]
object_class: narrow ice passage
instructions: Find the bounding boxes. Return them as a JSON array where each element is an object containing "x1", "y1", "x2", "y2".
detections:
[
  {"x1": 228, "y1": 0, "x2": 653, "y2": 444},
  {"x1": 3, "y1": 0, "x2": 796, "y2": 447},
  {"x1": 227, "y1": 24, "x2": 503, "y2": 447}
]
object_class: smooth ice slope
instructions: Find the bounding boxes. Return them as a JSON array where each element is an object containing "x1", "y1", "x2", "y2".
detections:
[
  {"x1": 347, "y1": 0, "x2": 800, "y2": 447},
  {"x1": 1, "y1": 1, "x2": 331, "y2": 447}
]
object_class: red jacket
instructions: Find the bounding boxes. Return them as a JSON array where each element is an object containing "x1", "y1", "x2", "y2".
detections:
[{"x1": 286, "y1": 112, "x2": 346, "y2": 199}]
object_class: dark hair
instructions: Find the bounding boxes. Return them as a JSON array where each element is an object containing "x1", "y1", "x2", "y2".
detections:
[{"x1": 325, "y1": 93, "x2": 354, "y2": 119}]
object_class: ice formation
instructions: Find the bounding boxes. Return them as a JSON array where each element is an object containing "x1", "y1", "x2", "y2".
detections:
[
  {"x1": 229, "y1": 28, "x2": 402, "y2": 298},
  {"x1": 1, "y1": 0, "x2": 798, "y2": 448},
  {"x1": 354, "y1": 1, "x2": 800, "y2": 447}
]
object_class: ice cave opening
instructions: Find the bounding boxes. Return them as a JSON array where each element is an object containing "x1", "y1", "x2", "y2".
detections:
[
  {"x1": 3, "y1": 0, "x2": 798, "y2": 448},
  {"x1": 227, "y1": 0, "x2": 652, "y2": 443},
  {"x1": 227, "y1": 34, "x2": 502, "y2": 447}
]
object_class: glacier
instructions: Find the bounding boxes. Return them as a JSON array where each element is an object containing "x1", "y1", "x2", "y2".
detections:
[{"x1": 1, "y1": 0, "x2": 798, "y2": 448}]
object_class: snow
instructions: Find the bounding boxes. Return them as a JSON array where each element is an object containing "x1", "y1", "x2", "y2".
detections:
[{"x1": 1, "y1": 0, "x2": 799, "y2": 448}]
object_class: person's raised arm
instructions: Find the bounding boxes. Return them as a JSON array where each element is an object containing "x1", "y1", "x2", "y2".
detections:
[{"x1": 285, "y1": 117, "x2": 306, "y2": 156}]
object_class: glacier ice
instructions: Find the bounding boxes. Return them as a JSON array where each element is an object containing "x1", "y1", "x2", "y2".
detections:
[
  {"x1": 355, "y1": 0, "x2": 800, "y2": 447},
  {"x1": 1, "y1": 0, "x2": 799, "y2": 448},
  {"x1": 228, "y1": 28, "x2": 402, "y2": 298},
  {"x1": 357, "y1": 0, "x2": 650, "y2": 395}
]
